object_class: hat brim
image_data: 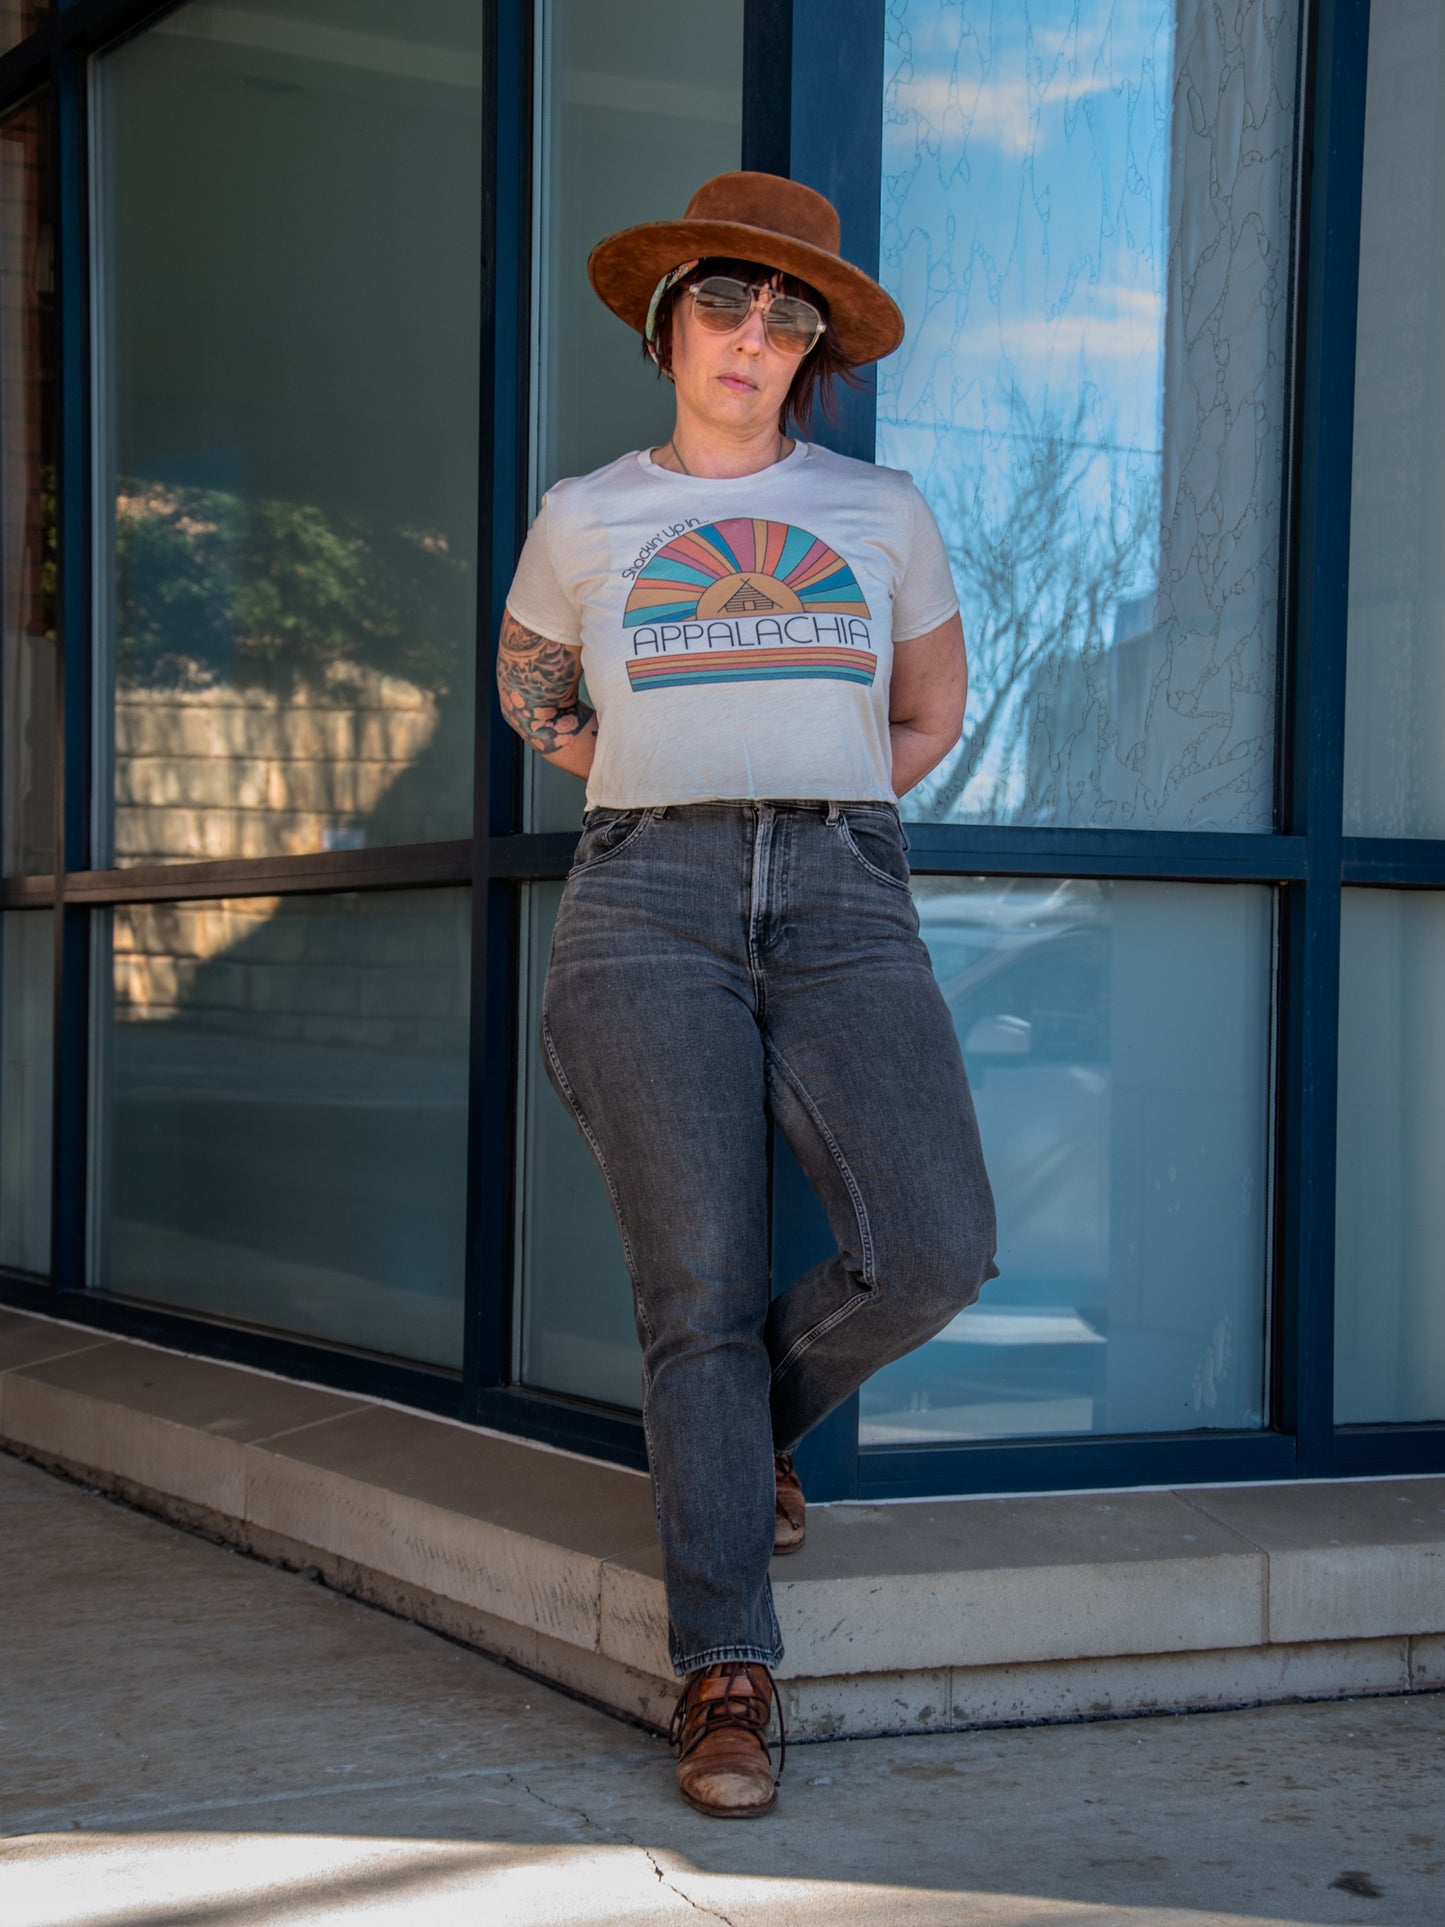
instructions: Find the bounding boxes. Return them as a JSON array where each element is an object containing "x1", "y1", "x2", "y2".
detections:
[{"x1": 587, "y1": 219, "x2": 904, "y2": 366}]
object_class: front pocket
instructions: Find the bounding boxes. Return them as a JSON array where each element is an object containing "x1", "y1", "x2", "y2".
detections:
[
  {"x1": 836, "y1": 808, "x2": 913, "y2": 892},
  {"x1": 567, "y1": 809, "x2": 654, "y2": 878}
]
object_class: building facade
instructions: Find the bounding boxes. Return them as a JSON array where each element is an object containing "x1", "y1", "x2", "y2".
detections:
[{"x1": 0, "y1": 0, "x2": 1440, "y2": 1508}]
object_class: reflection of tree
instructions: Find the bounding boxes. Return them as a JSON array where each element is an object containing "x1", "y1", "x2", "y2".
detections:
[
  {"x1": 923, "y1": 397, "x2": 1154, "y2": 821},
  {"x1": 113, "y1": 479, "x2": 469, "y2": 697}
]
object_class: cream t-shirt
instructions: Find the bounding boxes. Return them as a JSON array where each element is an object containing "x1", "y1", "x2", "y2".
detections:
[{"x1": 504, "y1": 439, "x2": 959, "y2": 810}]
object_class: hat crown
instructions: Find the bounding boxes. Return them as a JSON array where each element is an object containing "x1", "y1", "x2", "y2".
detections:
[{"x1": 683, "y1": 172, "x2": 841, "y2": 258}]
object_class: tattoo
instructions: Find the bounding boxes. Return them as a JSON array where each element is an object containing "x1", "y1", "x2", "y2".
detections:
[{"x1": 496, "y1": 610, "x2": 597, "y2": 755}]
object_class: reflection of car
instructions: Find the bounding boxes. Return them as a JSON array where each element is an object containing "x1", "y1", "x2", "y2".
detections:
[
  {"x1": 917, "y1": 887, "x2": 1111, "y2": 1278},
  {"x1": 860, "y1": 883, "x2": 1113, "y2": 1442}
]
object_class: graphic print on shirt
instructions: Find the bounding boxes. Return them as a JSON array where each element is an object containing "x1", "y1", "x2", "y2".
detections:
[{"x1": 622, "y1": 518, "x2": 875, "y2": 693}]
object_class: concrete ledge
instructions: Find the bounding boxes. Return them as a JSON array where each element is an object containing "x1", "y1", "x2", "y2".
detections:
[{"x1": 3, "y1": 1309, "x2": 1442, "y2": 1739}]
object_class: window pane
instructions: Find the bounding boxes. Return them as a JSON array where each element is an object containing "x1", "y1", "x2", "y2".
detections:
[
  {"x1": 1335, "y1": 890, "x2": 1445, "y2": 1424},
  {"x1": 526, "y1": 0, "x2": 743, "y2": 834},
  {"x1": 862, "y1": 879, "x2": 1272, "y2": 1443},
  {"x1": 0, "y1": 4, "x2": 46, "y2": 56},
  {"x1": 879, "y1": 0, "x2": 1297, "y2": 830},
  {"x1": 0, "y1": 909, "x2": 52, "y2": 1273},
  {"x1": 515, "y1": 882, "x2": 640, "y2": 1407},
  {"x1": 1343, "y1": 1, "x2": 1445, "y2": 838},
  {"x1": 1, "y1": 96, "x2": 56, "y2": 875},
  {"x1": 92, "y1": 3, "x2": 482, "y2": 867},
  {"x1": 92, "y1": 888, "x2": 469, "y2": 1367}
]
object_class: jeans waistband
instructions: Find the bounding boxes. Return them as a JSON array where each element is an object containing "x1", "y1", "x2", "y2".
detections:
[{"x1": 584, "y1": 798, "x2": 900, "y2": 827}]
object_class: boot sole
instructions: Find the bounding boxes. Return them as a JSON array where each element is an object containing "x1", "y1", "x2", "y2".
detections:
[{"x1": 677, "y1": 1782, "x2": 778, "y2": 1818}]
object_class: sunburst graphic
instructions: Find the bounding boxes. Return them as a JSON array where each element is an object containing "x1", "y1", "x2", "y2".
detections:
[{"x1": 624, "y1": 519, "x2": 871, "y2": 627}]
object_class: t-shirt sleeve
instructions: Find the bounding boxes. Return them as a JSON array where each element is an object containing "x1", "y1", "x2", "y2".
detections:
[
  {"x1": 504, "y1": 493, "x2": 582, "y2": 648},
  {"x1": 892, "y1": 480, "x2": 960, "y2": 642}
]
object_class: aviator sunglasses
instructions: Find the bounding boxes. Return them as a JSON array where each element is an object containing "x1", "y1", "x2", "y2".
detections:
[{"x1": 685, "y1": 275, "x2": 826, "y2": 356}]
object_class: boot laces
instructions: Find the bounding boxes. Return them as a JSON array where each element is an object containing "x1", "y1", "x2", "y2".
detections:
[{"x1": 669, "y1": 1662, "x2": 787, "y2": 1786}]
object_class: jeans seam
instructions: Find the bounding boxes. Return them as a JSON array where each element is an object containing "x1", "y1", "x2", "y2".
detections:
[
  {"x1": 770, "y1": 1288, "x2": 872, "y2": 1387},
  {"x1": 566, "y1": 808, "x2": 656, "y2": 880},
  {"x1": 763, "y1": 1040, "x2": 876, "y2": 1386},
  {"x1": 542, "y1": 1013, "x2": 672, "y2": 1574},
  {"x1": 673, "y1": 1640, "x2": 784, "y2": 1678},
  {"x1": 834, "y1": 813, "x2": 913, "y2": 893},
  {"x1": 539, "y1": 1014, "x2": 653, "y2": 1348}
]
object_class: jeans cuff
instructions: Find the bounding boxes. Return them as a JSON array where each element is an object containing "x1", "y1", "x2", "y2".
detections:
[{"x1": 671, "y1": 1641, "x2": 784, "y2": 1679}]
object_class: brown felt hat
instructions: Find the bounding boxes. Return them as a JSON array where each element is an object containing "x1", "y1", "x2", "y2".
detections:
[{"x1": 588, "y1": 171, "x2": 904, "y2": 367}]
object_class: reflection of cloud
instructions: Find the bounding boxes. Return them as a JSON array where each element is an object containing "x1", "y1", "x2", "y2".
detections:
[
  {"x1": 926, "y1": 287, "x2": 1163, "y2": 367},
  {"x1": 890, "y1": 70, "x2": 1118, "y2": 157},
  {"x1": 899, "y1": 288, "x2": 1165, "y2": 443}
]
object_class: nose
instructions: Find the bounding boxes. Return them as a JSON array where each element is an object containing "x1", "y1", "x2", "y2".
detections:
[{"x1": 732, "y1": 303, "x2": 771, "y2": 353}]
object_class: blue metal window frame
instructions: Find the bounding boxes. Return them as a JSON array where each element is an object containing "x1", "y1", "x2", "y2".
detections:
[{"x1": 1, "y1": 0, "x2": 1440, "y2": 1496}]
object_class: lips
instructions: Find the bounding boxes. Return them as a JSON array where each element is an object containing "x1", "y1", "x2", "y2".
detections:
[{"x1": 718, "y1": 374, "x2": 756, "y2": 393}]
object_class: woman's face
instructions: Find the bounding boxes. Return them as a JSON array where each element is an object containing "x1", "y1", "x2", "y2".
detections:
[{"x1": 668, "y1": 269, "x2": 801, "y2": 438}]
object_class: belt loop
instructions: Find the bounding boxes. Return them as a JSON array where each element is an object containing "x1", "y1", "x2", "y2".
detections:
[
  {"x1": 825, "y1": 800, "x2": 841, "y2": 825},
  {"x1": 650, "y1": 805, "x2": 668, "y2": 819}
]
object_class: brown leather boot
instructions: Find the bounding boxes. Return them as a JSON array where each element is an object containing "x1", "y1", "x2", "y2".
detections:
[
  {"x1": 773, "y1": 1452, "x2": 806, "y2": 1555},
  {"x1": 670, "y1": 1662, "x2": 784, "y2": 1818}
]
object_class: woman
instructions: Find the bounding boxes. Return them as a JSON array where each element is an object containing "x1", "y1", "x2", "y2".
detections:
[{"x1": 498, "y1": 172, "x2": 997, "y2": 1819}]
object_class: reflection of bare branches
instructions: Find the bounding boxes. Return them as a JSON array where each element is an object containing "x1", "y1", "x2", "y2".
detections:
[{"x1": 927, "y1": 396, "x2": 1154, "y2": 821}]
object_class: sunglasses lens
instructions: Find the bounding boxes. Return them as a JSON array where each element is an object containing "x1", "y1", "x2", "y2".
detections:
[
  {"x1": 689, "y1": 277, "x2": 823, "y2": 354},
  {"x1": 692, "y1": 277, "x2": 753, "y2": 330},
  {"x1": 764, "y1": 299, "x2": 823, "y2": 353}
]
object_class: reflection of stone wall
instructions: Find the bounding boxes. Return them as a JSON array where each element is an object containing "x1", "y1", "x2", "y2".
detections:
[
  {"x1": 114, "y1": 666, "x2": 438, "y2": 866},
  {"x1": 113, "y1": 662, "x2": 456, "y2": 1042},
  {"x1": 114, "y1": 891, "x2": 467, "y2": 1055}
]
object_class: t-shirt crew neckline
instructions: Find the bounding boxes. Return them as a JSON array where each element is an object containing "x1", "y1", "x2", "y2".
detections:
[{"x1": 635, "y1": 440, "x2": 813, "y2": 485}]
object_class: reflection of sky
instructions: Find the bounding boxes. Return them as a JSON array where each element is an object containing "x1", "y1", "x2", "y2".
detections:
[{"x1": 878, "y1": 0, "x2": 1171, "y2": 534}]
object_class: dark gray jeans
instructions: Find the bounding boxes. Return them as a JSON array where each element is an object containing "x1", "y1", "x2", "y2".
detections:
[{"x1": 541, "y1": 799, "x2": 998, "y2": 1676}]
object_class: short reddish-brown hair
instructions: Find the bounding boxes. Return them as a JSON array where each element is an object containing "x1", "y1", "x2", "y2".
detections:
[{"x1": 646, "y1": 255, "x2": 863, "y2": 433}]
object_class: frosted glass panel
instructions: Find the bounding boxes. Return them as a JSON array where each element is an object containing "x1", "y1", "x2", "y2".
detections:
[
  {"x1": 879, "y1": 0, "x2": 1297, "y2": 829},
  {"x1": 0, "y1": 910, "x2": 53, "y2": 1274},
  {"x1": 1336, "y1": 891, "x2": 1445, "y2": 1423},
  {"x1": 1343, "y1": 1, "x2": 1445, "y2": 838},
  {"x1": 93, "y1": 889, "x2": 469, "y2": 1367},
  {"x1": 862, "y1": 879, "x2": 1272, "y2": 1443},
  {"x1": 526, "y1": 0, "x2": 743, "y2": 834},
  {"x1": 516, "y1": 882, "x2": 640, "y2": 1408}
]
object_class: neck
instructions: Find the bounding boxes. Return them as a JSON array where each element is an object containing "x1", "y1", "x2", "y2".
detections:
[{"x1": 660, "y1": 411, "x2": 793, "y2": 479}]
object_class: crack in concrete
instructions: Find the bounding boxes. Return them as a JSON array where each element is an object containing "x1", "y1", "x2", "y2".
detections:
[
  {"x1": 509, "y1": 1775, "x2": 736, "y2": 1924},
  {"x1": 16, "y1": 1755, "x2": 661, "y2": 1835},
  {"x1": 643, "y1": 1847, "x2": 737, "y2": 1924}
]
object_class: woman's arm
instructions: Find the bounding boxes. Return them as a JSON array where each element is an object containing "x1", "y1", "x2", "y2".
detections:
[
  {"x1": 888, "y1": 611, "x2": 968, "y2": 798},
  {"x1": 496, "y1": 608, "x2": 599, "y2": 781}
]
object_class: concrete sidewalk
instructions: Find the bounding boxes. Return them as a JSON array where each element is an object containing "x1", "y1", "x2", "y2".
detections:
[{"x1": 2, "y1": 1449, "x2": 1441, "y2": 1927}]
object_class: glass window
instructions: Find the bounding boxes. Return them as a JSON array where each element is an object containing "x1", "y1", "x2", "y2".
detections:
[
  {"x1": 91, "y1": 2, "x2": 483, "y2": 868},
  {"x1": 879, "y1": 0, "x2": 1298, "y2": 830},
  {"x1": 515, "y1": 881, "x2": 639, "y2": 1407},
  {"x1": 526, "y1": 0, "x2": 744, "y2": 834},
  {"x1": 0, "y1": 909, "x2": 53, "y2": 1273},
  {"x1": 90, "y1": 887, "x2": 470, "y2": 1367},
  {"x1": 515, "y1": 0, "x2": 748, "y2": 1375},
  {"x1": 862, "y1": 879, "x2": 1273, "y2": 1443},
  {"x1": 1335, "y1": 890, "x2": 1445, "y2": 1424},
  {"x1": 1342, "y1": 0, "x2": 1445, "y2": 839},
  {"x1": 0, "y1": 4, "x2": 46, "y2": 56},
  {"x1": 1, "y1": 95, "x2": 57, "y2": 876}
]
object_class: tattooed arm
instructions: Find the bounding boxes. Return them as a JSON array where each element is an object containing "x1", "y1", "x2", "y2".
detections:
[{"x1": 496, "y1": 609, "x2": 598, "y2": 780}]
